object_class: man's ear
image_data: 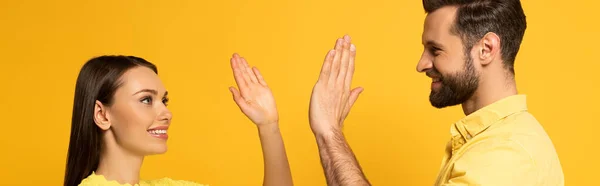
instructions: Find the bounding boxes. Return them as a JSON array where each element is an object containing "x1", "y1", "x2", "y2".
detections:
[
  {"x1": 94, "y1": 100, "x2": 111, "y2": 130},
  {"x1": 478, "y1": 32, "x2": 501, "y2": 66}
]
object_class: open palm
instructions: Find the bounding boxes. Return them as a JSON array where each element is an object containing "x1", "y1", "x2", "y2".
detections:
[{"x1": 229, "y1": 54, "x2": 278, "y2": 126}]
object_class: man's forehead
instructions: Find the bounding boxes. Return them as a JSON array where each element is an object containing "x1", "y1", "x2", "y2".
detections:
[{"x1": 422, "y1": 6, "x2": 458, "y2": 43}]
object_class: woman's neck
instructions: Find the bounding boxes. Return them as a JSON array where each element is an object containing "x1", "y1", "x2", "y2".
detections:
[{"x1": 96, "y1": 133, "x2": 144, "y2": 185}]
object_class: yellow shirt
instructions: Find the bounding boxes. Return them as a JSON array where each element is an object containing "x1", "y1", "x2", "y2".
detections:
[
  {"x1": 435, "y1": 95, "x2": 564, "y2": 186},
  {"x1": 79, "y1": 172, "x2": 207, "y2": 186}
]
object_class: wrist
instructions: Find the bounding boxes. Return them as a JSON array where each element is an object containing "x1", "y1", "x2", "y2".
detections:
[
  {"x1": 257, "y1": 121, "x2": 280, "y2": 134},
  {"x1": 314, "y1": 128, "x2": 347, "y2": 150},
  {"x1": 313, "y1": 126, "x2": 342, "y2": 139}
]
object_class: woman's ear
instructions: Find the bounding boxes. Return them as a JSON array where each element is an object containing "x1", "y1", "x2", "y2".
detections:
[{"x1": 94, "y1": 100, "x2": 111, "y2": 130}]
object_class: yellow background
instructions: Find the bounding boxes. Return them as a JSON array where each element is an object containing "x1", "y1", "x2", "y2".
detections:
[{"x1": 0, "y1": 0, "x2": 598, "y2": 185}]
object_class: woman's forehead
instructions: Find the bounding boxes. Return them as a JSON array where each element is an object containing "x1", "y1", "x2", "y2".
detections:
[{"x1": 117, "y1": 67, "x2": 166, "y2": 96}]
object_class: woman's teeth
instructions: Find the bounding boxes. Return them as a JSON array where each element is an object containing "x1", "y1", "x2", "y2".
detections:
[{"x1": 148, "y1": 130, "x2": 167, "y2": 134}]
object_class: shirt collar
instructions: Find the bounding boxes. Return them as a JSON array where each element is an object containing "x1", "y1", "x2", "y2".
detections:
[{"x1": 450, "y1": 95, "x2": 529, "y2": 153}]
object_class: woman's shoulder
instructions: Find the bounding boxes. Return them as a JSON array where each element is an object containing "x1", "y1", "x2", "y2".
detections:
[
  {"x1": 79, "y1": 172, "x2": 207, "y2": 186},
  {"x1": 140, "y1": 178, "x2": 208, "y2": 186},
  {"x1": 79, "y1": 172, "x2": 134, "y2": 186}
]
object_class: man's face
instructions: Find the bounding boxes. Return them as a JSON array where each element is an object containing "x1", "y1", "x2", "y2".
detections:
[{"x1": 417, "y1": 6, "x2": 479, "y2": 108}]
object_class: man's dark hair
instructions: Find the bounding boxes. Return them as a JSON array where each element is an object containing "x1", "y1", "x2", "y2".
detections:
[{"x1": 423, "y1": 0, "x2": 527, "y2": 74}]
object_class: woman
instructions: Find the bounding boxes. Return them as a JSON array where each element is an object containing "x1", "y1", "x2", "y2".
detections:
[{"x1": 64, "y1": 54, "x2": 292, "y2": 186}]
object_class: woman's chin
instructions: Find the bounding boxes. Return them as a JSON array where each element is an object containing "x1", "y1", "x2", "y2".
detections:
[{"x1": 145, "y1": 143, "x2": 168, "y2": 155}]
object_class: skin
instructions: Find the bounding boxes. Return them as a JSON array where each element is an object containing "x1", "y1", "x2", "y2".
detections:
[
  {"x1": 305, "y1": 6, "x2": 517, "y2": 185},
  {"x1": 309, "y1": 35, "x2": 369, "y2": 186},
  {"x1": 93, "y1": 66, "x2": 172, "y2": 184},
  {"x1": 90, "y1": 56, "x2": 293, "y2": 186},
  {"x1": 416, "y1": 6, "x2": 517, "y2": 115},
  {"x1": 229, "y1": 53, "x2": 294, "y2": 186}
]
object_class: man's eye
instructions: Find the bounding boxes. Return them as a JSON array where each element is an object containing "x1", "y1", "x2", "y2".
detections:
[{"x1": 430, "y1": 47, "x2": 441, "y2": 56}]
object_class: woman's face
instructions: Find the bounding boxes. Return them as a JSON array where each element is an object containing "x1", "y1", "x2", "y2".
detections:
[{"x1": 104, "y1": 66, "x2": 172, "y2": 155}]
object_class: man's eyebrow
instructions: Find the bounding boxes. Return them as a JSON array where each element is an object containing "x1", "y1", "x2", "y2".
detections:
[{"x1": 424, "y1": 40, "x2": 443, "y2": 48}]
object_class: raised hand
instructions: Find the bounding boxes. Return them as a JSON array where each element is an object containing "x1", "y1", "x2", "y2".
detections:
[
  {"x1": 229, "y1": 53, "x2": 279, "y2": 127},
  {"x1": 228, "y1": 53, "x2": 293, "y2": 186},
  {"x1": 309, "y1": 35, "x2": 363, "y2": 136}
]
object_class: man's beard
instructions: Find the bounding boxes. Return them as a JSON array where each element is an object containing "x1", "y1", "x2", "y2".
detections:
[{"x1": 427, "y1": 55, "x2": 479, "y2": 108}]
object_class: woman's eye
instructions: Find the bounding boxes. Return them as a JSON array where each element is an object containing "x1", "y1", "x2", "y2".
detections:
[
  {"x1": 162, "y1": 97, "x2": 169, "y2": 106},
  {"x1": 141, "y1": 97, "x2": 153, "y2": 104}
]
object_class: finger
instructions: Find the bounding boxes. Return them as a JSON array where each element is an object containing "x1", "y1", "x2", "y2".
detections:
[
  {"x1": 347, "y1": 87, "x2": 364, "y2": 108},
  {"x1": 328, "y1": 38, "x2": 344, "y2": 83},
  {"x1": 234, "y1": 54, "x2": 253, "y2": 87},
  {"x1": 252, "y1": 67, "x2": 268, "y2": 86},
  {"x1": 231, "y1": 56, "x2": 247, "y2": 90},
  {"x1": 344, "y1": 87, "x2": 364, "y2": 114},
  {"x1": 337, "y1": 36, "x2": 352, "y2": 87},
  {"x1": 343, "y1": 35, "x2": 352, "y2": 46},
  {"x1": 241, "y1": 57, "x2": 259, "y2": 84},
  {"x1": 229, "y1": 86, "x2": 247, "y2": 109},
  {"x1": 344, "y1": 44, "x2": 356, "y2": 91},
  {"x1": 319, "y1": 49, "x2": 336, "y2": 82}
]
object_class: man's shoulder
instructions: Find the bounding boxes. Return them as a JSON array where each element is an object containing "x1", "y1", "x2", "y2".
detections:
[{"x1": 488, "y1": 111, "x2": 547, "y2": 138}]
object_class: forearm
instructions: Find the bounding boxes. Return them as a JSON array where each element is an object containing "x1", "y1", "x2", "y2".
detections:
[
  {"x1": 315, "y1": 130, "x2": 370, "y2": 186},
  {"x1": 257, "y1": 123, "x2": 293, "y2": 186}
]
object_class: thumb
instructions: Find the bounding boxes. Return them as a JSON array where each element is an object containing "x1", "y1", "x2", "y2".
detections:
[
  {"x1": 347, "y1": 87, "x2": 364, "y2": 109},
  {"x1": 341, "y1": 87, "x2": 364, "y2": 120},
  {"x1": 229, "y1": 87, "x2": 245, "y2": 107}
]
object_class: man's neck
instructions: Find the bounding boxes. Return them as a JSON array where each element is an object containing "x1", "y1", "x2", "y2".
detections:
[
  {"x1": 96, "y1": 135, "x2": 144, "y2": 185},
  {"x1": 462, "y1": 75, "x2": 518, "y2": 116}
]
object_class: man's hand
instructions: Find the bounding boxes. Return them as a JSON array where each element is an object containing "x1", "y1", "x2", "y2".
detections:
[{"x1": 309, "y1": 35, "x2": 363, "y2": 137}]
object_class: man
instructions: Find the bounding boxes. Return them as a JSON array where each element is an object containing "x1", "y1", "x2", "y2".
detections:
[{"x1": 308, "y1": 0, "x2": 564, "y2": 185}]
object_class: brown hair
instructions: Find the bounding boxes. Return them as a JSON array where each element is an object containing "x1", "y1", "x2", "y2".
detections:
[
  {"x1": 423, "y1": 0, "x2": 527, "y2": 74},
  {"x1": 64, "y1": 55, "x2": 157, "y2": 186}
]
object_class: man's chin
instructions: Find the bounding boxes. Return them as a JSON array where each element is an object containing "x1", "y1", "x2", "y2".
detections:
[
  {"x1": 430, "y1": 100, "x2": 451, "y2": 109},
  {"x1": 431, "y1": 103, "x2": 448, "y2": 109},
  {"x1": 429, "y1": 92, "x2": 460, "y2": 109}
]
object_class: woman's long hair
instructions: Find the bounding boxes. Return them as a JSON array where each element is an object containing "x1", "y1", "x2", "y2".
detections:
[{"x1": 64, "y1": 55, "x2": 157, "y2": 186}]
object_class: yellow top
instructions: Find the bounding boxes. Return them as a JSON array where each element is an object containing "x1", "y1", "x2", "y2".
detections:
[
  {"x1": 79, "y1": 172, "x2": 207, "y2": 186},
  {"x1": 435, "y1": 95, "x2": 564, "y2": 186}
]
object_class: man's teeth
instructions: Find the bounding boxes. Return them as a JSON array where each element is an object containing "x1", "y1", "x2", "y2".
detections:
[
  {"x1": 433, "y1": 78, "x2": 441, "y2": 82},
  {"x1": 148, "y1": 130, "x2": 167, "y2": 134}
]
